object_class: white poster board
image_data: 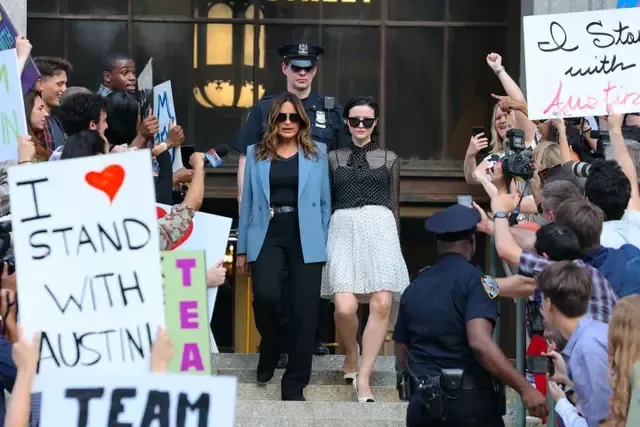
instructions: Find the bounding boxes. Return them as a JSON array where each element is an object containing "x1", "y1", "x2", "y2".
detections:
[
  {"x1": 157, "y1": 204, "x2": 232, "y2": 322},
  {"x1": 9, "y1": 150, "x2": 165, "y2": 376},
  {"x1": 0, "y1": 48, "x2": 27, "y2": 162},
  {"x1": 524, "y1": 7, "x2": 640, "y2": 120},
  {"x1": 36, "y1": 372, "x2": 237, "y2": 427},
  {"x1": 152, "y1": 80, "x2": 184, "y2": 171},
  {"x1": 138, "y1": 58, "x2": 153, "y2": 93}
]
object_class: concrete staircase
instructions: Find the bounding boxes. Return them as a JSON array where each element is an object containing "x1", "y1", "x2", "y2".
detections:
[{"x1": 213, "y1": 353, "x2": 543, "y2": 426}]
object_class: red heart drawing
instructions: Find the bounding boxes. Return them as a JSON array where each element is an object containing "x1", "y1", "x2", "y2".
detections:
[
  {"x1": 156, "y1": 206, "x2": 194, "y2": 250},
  {"x1": 85, "y1": 165, "x2": 126, "y2": 204}
]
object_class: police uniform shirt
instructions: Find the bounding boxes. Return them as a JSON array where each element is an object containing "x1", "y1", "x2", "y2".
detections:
[
  {"x1": 233, "y1": 92, "x2": 348, "y2": 154},
  {"x1": 393, "y1": 254, "x2": 499, "y2": 380}
]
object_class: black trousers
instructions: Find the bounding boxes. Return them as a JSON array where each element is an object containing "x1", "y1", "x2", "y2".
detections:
[
  {"x1": 406, "y1": 389, "x2": 505, "y2": 427},
  {"x1": 250, "y1": 213, "x2": 323, "y2": 394}
]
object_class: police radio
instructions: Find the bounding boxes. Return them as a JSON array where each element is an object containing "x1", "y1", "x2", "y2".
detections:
[{"x1": 324, "y1": 96, "x2": 335, "y2": 111}]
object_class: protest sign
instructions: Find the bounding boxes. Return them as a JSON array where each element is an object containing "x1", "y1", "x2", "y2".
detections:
[
  {"x1": 9, "y1": 150, "x2": 165, "y2": 376},
  {"x1": 153, "y1": 80, "x2": 176, "y2": 144},
  {"x1": 138, "y1": 58, "x2": 153, "y2": 114},
  {"x1": 627, "y1": 362, "x2": 640, "y2": 427},
  {"x1": 157, "y1": 203, "x2": 232, "y2": 320},
  {"x1": 162, "y1": 251, "x2": 211, "y2": 374},
  {"x1": 0, "y1": 2, "x2": 39, "y2": 94},
  {"x1": 36, "y1": 372, "x2": 237, "y2": 427},
  {"x1": 523, "y1": 7, "x2": 640, "y2": 120},
  {"x1": 0, "y1": 48, "x2": 27, "y2": 162},
  {"x1": 618, "y1": 0, "x2": 640, "y2": 8}
]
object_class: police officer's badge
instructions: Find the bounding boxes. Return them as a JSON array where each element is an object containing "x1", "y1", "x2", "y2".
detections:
[
  {"x1": 481, "y1": 275, "x2": 499, "y2": 299},
  {"x1": 298, "y1": 43, "x2": 309, "y2": 56},
  {"x1": 315, "y1": 110, "x2": 327, "y2": 129}
]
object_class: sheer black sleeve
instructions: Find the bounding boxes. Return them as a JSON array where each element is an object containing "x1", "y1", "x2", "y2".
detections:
[{"x1": 388, "y1": 152, "x2": 401, "y2": 233}]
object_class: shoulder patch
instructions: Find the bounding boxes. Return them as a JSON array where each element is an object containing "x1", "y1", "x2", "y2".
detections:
[{"x1": 481, "y1": 275, "x2": 499, "y2": 299}]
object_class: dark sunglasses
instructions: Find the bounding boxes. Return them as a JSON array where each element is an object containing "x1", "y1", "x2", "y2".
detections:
[
  {"x1": 276, "y1": 113, "x2": 302, "y2": 123},
  {"x1": 291, "y1": 65, "x2": 314, "y2": 73},
  {"x1": 347, "y1": 117, "x2": 376, "y2": 129}
]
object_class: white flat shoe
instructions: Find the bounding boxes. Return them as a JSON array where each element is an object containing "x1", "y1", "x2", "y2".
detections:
[
  {"x1": 343, "y1": 372, "x2": 358, "y2": 385},
  {"x1": 358, "y1": 396, "x2": 376, "y2": 403}
]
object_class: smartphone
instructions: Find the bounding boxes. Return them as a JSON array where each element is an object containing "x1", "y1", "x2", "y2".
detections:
[
  {"x1": 472, "y1": 126, "x2": 485, "y2": 137},
  {"x1": 181, "y1": 145, "x2": 196, "y2": 168},
  {"x1": 526, "y1": 356, "x2": 555, "y2": 376},
  {"x1": 457, "y1": 195, "x2": 473, "y2": 208}
]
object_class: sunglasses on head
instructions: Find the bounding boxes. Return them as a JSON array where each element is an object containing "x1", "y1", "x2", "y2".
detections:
[
  {"x1": 347, "y1": 117, "x2": 376, "y2": 129},
  {"x1": 291, "y1": 65, "x2": 314, "y2": 73},
  {"x1": 276, "y1": 113, "x2": 302, "y2": 123}
]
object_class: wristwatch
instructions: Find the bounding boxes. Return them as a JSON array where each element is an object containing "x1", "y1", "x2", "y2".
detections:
[{"x1": 494, "y1": 211, "x2": 508, "y2": 219}]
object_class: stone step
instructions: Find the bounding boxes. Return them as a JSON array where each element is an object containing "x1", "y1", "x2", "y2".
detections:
[
  {"x1": 234, "y1": 401, "x2": 542, "y2": 427},
  {"x1": 238, "y1": 383, "x2": 400, "y2": 402},
  {"x1": 236, "y1": 400, "x2": 407, "y2": 420},
  {"x1": 213, "y1": 353, "x2": 396, "y2": 372},
  {"x1": 221, "y1": 367, "x2": 397, "y2": 386}
]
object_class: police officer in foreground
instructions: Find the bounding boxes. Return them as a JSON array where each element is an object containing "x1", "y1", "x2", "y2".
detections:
[
  {"x1": 234, "y1": 43, "x2": 346, "y2": 363},
  {"x1": 393, "y1": 204, "x2": 548, "y2": 426}
]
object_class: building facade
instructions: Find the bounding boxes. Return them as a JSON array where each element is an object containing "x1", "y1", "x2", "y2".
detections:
[{"x1": 22, "y1": 0, "x2": 619, "y2": 353}]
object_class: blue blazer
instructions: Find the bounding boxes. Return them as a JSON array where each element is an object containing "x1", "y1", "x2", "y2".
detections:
[{"x1": 237, "y1": 142, "x2": 331, "y2": 263}]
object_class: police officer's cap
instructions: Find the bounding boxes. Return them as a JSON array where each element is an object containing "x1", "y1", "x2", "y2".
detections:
[
  {"x1": 425, "y1": 204, "x2": 481, "y2": 242},
  {"x1": 278, "y1": 43, "x2": 324, "y2": 68}
]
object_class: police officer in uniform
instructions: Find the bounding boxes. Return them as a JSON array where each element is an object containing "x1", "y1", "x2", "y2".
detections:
[
  {"x1": 393, "y1": 204, "x2": 548, "y2": 426},
  {"x1": 234, "y1": 42, "x2": 346, "y2": 363}
]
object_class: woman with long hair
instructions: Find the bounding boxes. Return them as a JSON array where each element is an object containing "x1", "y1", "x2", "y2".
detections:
[
  {"x1": 236, "y1": 92, "x2": 331, "y2": 401},
  {"x1": 321, "y1": 96, "x2": 409, "y2": 402},
  {"x1": 24, "y1": 89, "x2": 51, "y2": 162},
  {"x1": 606, "y1": 295, "x2": 640, "y2": 427}
]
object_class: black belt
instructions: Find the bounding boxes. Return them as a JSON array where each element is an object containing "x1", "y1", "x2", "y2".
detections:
[{"x1": 269, "y1": 206, "x2": 296, "y2": 218}]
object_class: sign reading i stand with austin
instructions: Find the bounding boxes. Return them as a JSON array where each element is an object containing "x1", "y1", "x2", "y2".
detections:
[{"x1": 523, "y1": 6, "x2": 640, "y2": 120}]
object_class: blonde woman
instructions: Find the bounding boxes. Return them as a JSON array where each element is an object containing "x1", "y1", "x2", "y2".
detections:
[{"x1": 605, "y1": 295, "x2": 640, "y2": 427}]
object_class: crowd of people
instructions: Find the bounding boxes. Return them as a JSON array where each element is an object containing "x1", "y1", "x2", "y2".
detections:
[
  {"x1": 394, "y1": 53, "x2": 640, "y2": 426},
  {"x1": 0, "y1": 34, "x2": 230, "y2": 426},
  {"x1": 0, "y1": 21, "x2": 639, "y2": 427}
]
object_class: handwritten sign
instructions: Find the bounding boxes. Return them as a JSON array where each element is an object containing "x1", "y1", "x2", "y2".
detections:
[
  {"x1": 162, "y1": 251, "x2": 211, "y2": 374},
  {"x1": 157, "y1": 203, "x2": 232, "y2": 319},
  {"x1": 36, "y1": 372, "x2": 236, "y2": 427},
  {"x1": 153, "y1": 80, "x2": 176, "y2": 144},
  {"x1": 523, "y1": 7, "x2": 640, "y2": 119},
  {"x1": 0, "y1": 2, "x2": 39, "y2": 94},
  {"x1": 0, "y1": 48, "x2": 27, "y2": 162},
  {"x1": 9, "y1": 150, "x2": 165, "y2": 376}
]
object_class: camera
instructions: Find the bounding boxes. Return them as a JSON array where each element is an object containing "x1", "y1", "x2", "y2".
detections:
[
  {"x1": 501, "y1": 129, "x2": 535, "y2": 180},
  {"x1": 0, "y1": 222, "x2": 14, "y2": 279},
  {"x1": 592, "y1": 126, "x2": 640, "y2": 144}
]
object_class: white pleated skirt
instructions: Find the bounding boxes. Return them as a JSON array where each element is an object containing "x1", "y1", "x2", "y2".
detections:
[{"x1": 321, "y1": 205, "x2": 410, "y2": 302}]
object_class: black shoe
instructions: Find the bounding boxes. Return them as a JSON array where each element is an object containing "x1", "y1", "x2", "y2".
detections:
[
  {"x1": 256, "y1": 369, "x2": 274, "y2": 386},
  {"x1": 282, "y1": 392, "x2": 306, "y2": 401},
  {"x1": 275, "y1": 353, "x2": 288, "y2": 369},
  {"x1": 314, "y1": 343, "x2": 330, "y2": 356}
]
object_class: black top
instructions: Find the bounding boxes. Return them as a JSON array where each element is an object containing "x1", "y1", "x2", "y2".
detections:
[
  {"x1": 329, "y1": 142, "x2": 401, "y2": 231},
  {"x1": 270, "y1": 153, "x2": 299, "y2": 207},
  {"x1": 233, "y1": 92, "x2": 348, "y2": 154},
  {"x1": 393, "y1": 253, "x2": 498, "y2": 383}
]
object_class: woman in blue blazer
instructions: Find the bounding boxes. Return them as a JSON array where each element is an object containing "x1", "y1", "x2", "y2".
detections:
[{"x1": 236, "y1": 92, "x2": 331, "y2": 400}]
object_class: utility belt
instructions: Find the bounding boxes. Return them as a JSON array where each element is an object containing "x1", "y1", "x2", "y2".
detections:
[{"x1": 397, "y1": 366, "x2": 505, "y2": 421}]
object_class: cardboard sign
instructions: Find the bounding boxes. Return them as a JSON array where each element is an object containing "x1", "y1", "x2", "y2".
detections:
[
  {"x1": 9, "y1": 150, "x2": 165, "y2": 376},
  {"x1": 0, "y1": 48, "x2": 27, "y2": 162},
  {"x1": 162, "y1": 251, "x2": 211, "y2": 374},
  {"x1": 153, "y1": 80, "x2": 176, "y2": 144},
  {"x1": 0, "y1": 2, "x2": 39, "y2": 94},
  {"x1": 157, "y1": 204, "x2": 232, "y2": 319},
  {"x1": 523, "y1": 7, "x2": 640, "y2": 119},
  {"x1": 36, "y1": 372, "x2": 237, "y2": 427},
  {"x1": 137, "y1": 58, "x2": 153, "y2": 114}
]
